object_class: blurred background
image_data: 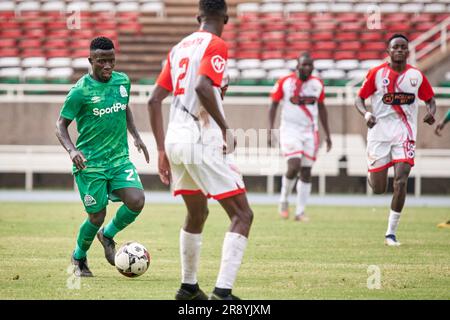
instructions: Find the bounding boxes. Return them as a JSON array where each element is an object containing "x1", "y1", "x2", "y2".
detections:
[{"x1": 0, "y1": 0, "x2": 449, "y2": 196}]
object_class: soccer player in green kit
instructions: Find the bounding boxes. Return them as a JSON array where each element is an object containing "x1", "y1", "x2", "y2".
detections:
[{"x1": 56, "y1": 37, "x2": 149, "y2": 276}]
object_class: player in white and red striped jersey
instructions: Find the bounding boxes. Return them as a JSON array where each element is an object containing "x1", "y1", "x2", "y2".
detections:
[
  {"x1": 355, "y1": 34, "x2": 436, "y2": 246},
  {"x1": 269, "y1": 53, "x2": 332, "y2": 222},
  {"x1": 148, "y1": 0, "x2": 253, "y2": 300}
]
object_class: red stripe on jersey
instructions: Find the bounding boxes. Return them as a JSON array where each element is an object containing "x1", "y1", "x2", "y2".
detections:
[{"x1": 271, "y1": 73, "x2": 295, "y2": 102}]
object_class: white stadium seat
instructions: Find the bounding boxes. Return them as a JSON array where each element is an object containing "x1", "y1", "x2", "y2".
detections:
[
  {"x1": 237, "y1": 59, "x2": 261, "y2": 70},
  {"x1": 261, "y1": 59, "x2": 285, "y2": 70},
  {"x1": 0, "y1": 1, "x2": 14, "y2": 11},
  {"x1": 48, "y1": 68, "x2": 74, "y2": 79},
  {"x1": 91, "y1": 1, "x2": 115, "y2": 12},
  {"x1": 140, "y1": 2, "x2": 165, "y2": 17},
  {"x1": 41, "y1": 1, "x2": 65, "y2": 12},
  {"x1": 320, "y1": 69, "x2": 346, "y2": 80},
  {"x1": 0, "y1": 58, "x2": 21, "y2": 68},
  {"x1": 347, "y1": 69, "x2": 368, "y2": 80},
  {"x1": 227, "y1": 59, "x2": 236, "y2": 69},
  {"x1": 67, "y1": 2, "x2": 90, "y2": 11},
  {"x1": 236, "y1": 3, "x2": 260, "y2": 16},
  {"x1": 0, "y1": 68, "x2": 22, "y2": 78},
  {"x1": 17, "y1": 1, "x2": 40, "y2": 12},
  {"x1": 400, "y1": 3, "x2": 423, "y2": 13},
  {"x1": 227, "y1": 68, "x2": 240, "y2": 81},
  {"x1": 72, "y1": 58, "x2": 91, "y2": 70},
  {"x1": 284, "y1": 3, "x2": 306, "y2": 17},
  {"x1": 260, "y1": 3, "x2": 283, "y2": 14},
  {"x1": 22, "y1": 57, "x2": 47, "y2": 68},
  {"x1": 267, "y1": 69, "x2": 291, "y2": 80},
  {"x1": 240, "y1": 69, "x2": 267, "y2": 80},
  {"x1": 335, "y1": 59, "x2": 360, "y2": 71},
  {"x1": 330, "y1": 3, "x2": 353, "y2": 13},
  {"x1": 24, "y1": 68, "x2": 47, "y2": 79},
  {"x1": 314, "y1": 59, "x2": 335, "y2": 71},
  {"x1": 117, "y1": 2, "x2": 140, "y2": 12},
  {"x1": 285, "y1": 59, "x2": 298, "y2": 70},
  {"x1": 47, "y1": 58, "x2": 72, "y2": 68},
  {"x1": 360, "y1": 60, "x2": 383, "y2": 70},
  {"x1": 424, "y1": 3, "x2": 446, "y2": 13},
  {"x1": 307, "y1": 3, "x2": 329, "y2": 12},
  {"x1": 379, "y1": 3, "x2": 400, "y2": 13}
]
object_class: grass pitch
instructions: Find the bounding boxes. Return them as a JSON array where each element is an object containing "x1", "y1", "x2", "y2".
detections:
[{"x1": 0, "y1": 202, "x2": 449, "y2": 300}]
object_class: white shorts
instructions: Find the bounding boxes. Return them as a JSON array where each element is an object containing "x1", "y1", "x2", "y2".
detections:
[
  {"x1": 166, "y1": 143, "x2": 246, "y2": 200},
  {"x1": 280, "y1": 128, "x2": 319, "y2": 166},
  {"x1": 367, "y1": 139, "x2": 415, "y2": 172}
]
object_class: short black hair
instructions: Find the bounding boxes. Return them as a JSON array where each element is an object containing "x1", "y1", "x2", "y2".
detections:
[
  {"x1": 199, "y1": 0, "x2": 227, "y2": 16},
  {"x1": 387, "y1": 34, "x2": 409, "y2": 46},
  {"x1": 90, "y1": 37, "x2": 114, "y2": 51}
]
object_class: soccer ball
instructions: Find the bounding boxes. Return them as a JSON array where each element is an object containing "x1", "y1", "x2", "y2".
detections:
[{"x1": 114, "y1": 242, "x2": 151, "y2": 278}]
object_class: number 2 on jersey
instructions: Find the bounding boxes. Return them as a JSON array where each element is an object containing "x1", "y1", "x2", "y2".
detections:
[{"x1": 174, "y1": 57, "x2": 189, "y2": 96}]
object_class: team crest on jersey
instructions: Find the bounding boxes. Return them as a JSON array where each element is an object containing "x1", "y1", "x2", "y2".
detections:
[
  {"x1": 211, "y1": 55, "x2": 226, "y2": 73},
  {"x1": 410, "y1": 78, "x2": 418, "y2": 87},
  {"x1": 382, "y1": 78, "x2": 390, "y2": 86},
  {"x1": 120, "y1": 85, "x2": 128, "y2": 98},
  {"x1": 84, "y1": 195, "x2": 97, "y2": 207}
]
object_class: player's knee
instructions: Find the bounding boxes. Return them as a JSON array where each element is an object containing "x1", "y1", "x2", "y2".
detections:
[
  {"x1": 89, "y1": 211, "x2": 106, "y2": 226},
  {"x1": 237, "y1": 208, "x2": 254, "y2": 228},
  {"x1": 300, "y1": 168, "x2": 312, "y2": 182},
  {"x1": 126, "y1": 193, "x2": 145, "y2": 212},
  {"x1": 393, "y1": 177, "x2": 407, "y2": 192},
  {"x1": 371, "y1": 182, "x2": 386, "y2": 194}
]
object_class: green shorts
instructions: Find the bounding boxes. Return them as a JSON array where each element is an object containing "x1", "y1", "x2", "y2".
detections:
[{"x1": 74, "y1": 161, "x2": 144, "y2": 214}]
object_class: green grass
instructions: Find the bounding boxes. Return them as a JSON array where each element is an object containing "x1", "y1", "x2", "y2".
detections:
[{"x1": 0, "y1": 203, "x2": 449, "y2": 300}]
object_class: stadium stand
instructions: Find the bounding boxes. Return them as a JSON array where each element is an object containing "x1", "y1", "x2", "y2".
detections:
[
  {"x1": 1, "y1": 0, "x2": 450, "y2": 194},
  {"x1": 0, "y1": 1, "x2": 449, "y2": 85}
]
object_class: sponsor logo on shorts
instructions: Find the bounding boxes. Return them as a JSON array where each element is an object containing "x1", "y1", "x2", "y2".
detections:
[
  {"x1": 93, "y1": 102, "x2": 127, "y2": 117},
  {"x1": 84, "y1": 195, "x2": 97, "y2": 207},
  {"x1": 120, "y1": 85, "x2": 128, "y2": 97}
]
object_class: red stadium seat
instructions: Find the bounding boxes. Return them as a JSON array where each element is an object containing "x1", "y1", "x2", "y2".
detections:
[
  {"x1": 287, "y1": 41, "x2": 311, "y2": 51},
  {"x1": 360, "y1": 32, "x2": 384, "y2": 42},
  {"x1": 0, "y1": 39, "x2": 16, "y2": 48},
  {"x1": 49, "y1": 30, "x2": 71, "y2": 39},
  {"x1": 312, "y1": 32, "x2": 334, "y2": 41},
  {"x1": 264, "y1": 41, "x2": 286, "y2": 51},
  {"x1": 335, "y1": 32, "x2": 358, "y2": 41},
  {"x1": 24, "y1": 29, "x2": 46, "y2": 39},
  {"x1": 238, "y1": 41, "x2": 262, "y2": 50},
  {"x1": 235, "y1": 50, "x2": 260, "y2": 60},
  {"x1": 340, "y1": 22, "x2": 363, "y2": 31},
  {"x1": 22, "y1": 21, "x2": 46, "y2": 29},
  {"x1": 261, "y1": 51, "x2": 284, "y2": 60},
  {"x1": 1, "y1": 29, "x2": 22, "y2": 38},
  {"x1": 288, "y1": 32, "x2": 310, "y2": 41},
  {"x1": 1, "y1": 21, "x2": 20, "y2": 29},
  {"x1": 22, "y1": 49, "x2": 45, "y2": 58},
  {"x1": 72, "y1": 49, "x2": 90, "y2": 58},
  {"x1": 311, "y1": 51, "x2": 333, "y2": 60},
  {"x1": 47, "y1": 49, "x2": 71, "y2": 58},
  {"x1": 289, "y1": 21, "x2": 313, "y2": 31},
  {"x1": 334, "y1": 51, "x2": 357, "y2": 60},
  {"x1": 338, "y1": 41, "x2": 361, "y2": 51},
  {"x1": 45, "y1": 39, "x2": 67, "y2": 49},
  {"x1": 0, "y1": 48, "x2": 19, "y2": 57},
  {"x1": 357, "y1": 51, "x2": 382, "y2": 60},
  {"x1": 363, "y1": 42, "x2": 386, "y2": 51},
  {"x1": 47, "y1": 21, "x2": 69, "y2": 30},
  {"x1": 20, "y1": 39, "x2": 42, "y2": 49},
  {"x1": 314, "y1": 41, "x2": 337, "y2": 50},
  {"x1": 0, "y1": 11, "x2": 15, "y2": 20},
  {"x1": 238, "y1": 31, "x2": 260, "y2": 41}
]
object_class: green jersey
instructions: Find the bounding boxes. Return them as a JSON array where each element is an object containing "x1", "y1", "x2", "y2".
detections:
[
  {"x1": 445, "y1": 110, "x2": 450, "y2": 124},
  {"x1": 60, "y1": 71, "x2": 131, "y2": 171}
]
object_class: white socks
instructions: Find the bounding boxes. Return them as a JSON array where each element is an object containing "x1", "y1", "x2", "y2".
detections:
[
  {"x1": 386, "y1": 210, "x2": 401, "y2": 236},
  {"x1": 180, "y1": 229, "x2": 202, "y2": 285},
  {"x1": 296, "y1": 180, "x2": 312, "y2": 216},
  {"x1": 215, "y1": 232, "x2": 248, "y2": 289},
  {"x1": 280, "y1": 176, "x2": 296, "y2": 203}
]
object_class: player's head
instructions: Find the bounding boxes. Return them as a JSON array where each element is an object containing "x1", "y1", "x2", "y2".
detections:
[
  {"x1": 89, "y1": 37, "x2": 115, "y2": 82},
  {"x1": 387, "y1": 34, "x2": 409, "y2": 64},
  {"x1": 197, "y1": 0, "x2": 228, "y2": 33},
  {"x1": 297, "y1": 52, "x2": 314, "y2": 80}
]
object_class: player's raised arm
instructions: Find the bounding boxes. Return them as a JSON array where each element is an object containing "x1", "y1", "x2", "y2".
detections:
[
  {"x1": 55, "y1": 116, "x2": 86, "y2": 170},
  {"x1": 126, "y1": 107, "x2": 149, "y2": 163},
  {"x1": 148, "y1": 84, "x2": 171, "y2": 185}
]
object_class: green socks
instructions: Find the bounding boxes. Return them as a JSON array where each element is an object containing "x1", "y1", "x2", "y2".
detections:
[
  {"x1": 74, "y1": 219, "x2": 100, "y2": 260},
  {"x1": 103, "y1": 205, "x2": 141, "y2": 239}
]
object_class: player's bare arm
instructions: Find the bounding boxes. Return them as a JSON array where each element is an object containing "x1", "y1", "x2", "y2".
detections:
[
  {"x1": 195, "y1": 75, "x2": 236, "y2": 154},
  {"x1": 126, "y1": 107, "x2": 149, "y2": 163},
  {"x1": 435, "y1": 110, "x2": 450, "y2": 136},
  {"x1": 148, "y1": 84, "x2": 171, "y2": 185},
  {"x1": 355, "y1": 96, "x2": 377, "y2": 128},
  {"x1": 268, "y1": 101, "x2": 279, "y2": 147},
  {"x1": 423, "y1": 97, "x2": 436, "y2": 125},
  {"x1": 318, "y1": 101, "x2": 332, "y2": 152},
  {"x1": 55, "y1": 116, "x2": 87, "y2": 170}
]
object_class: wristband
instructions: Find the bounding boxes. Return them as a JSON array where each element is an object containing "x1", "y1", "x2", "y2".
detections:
[{"x1": 364, "y1": 112, "x2": 373, "y2": 122}]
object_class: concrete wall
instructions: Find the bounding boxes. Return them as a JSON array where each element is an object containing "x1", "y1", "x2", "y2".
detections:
[{"x1": 1, "y1": 101, "x2": 450, "y2": 149}]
